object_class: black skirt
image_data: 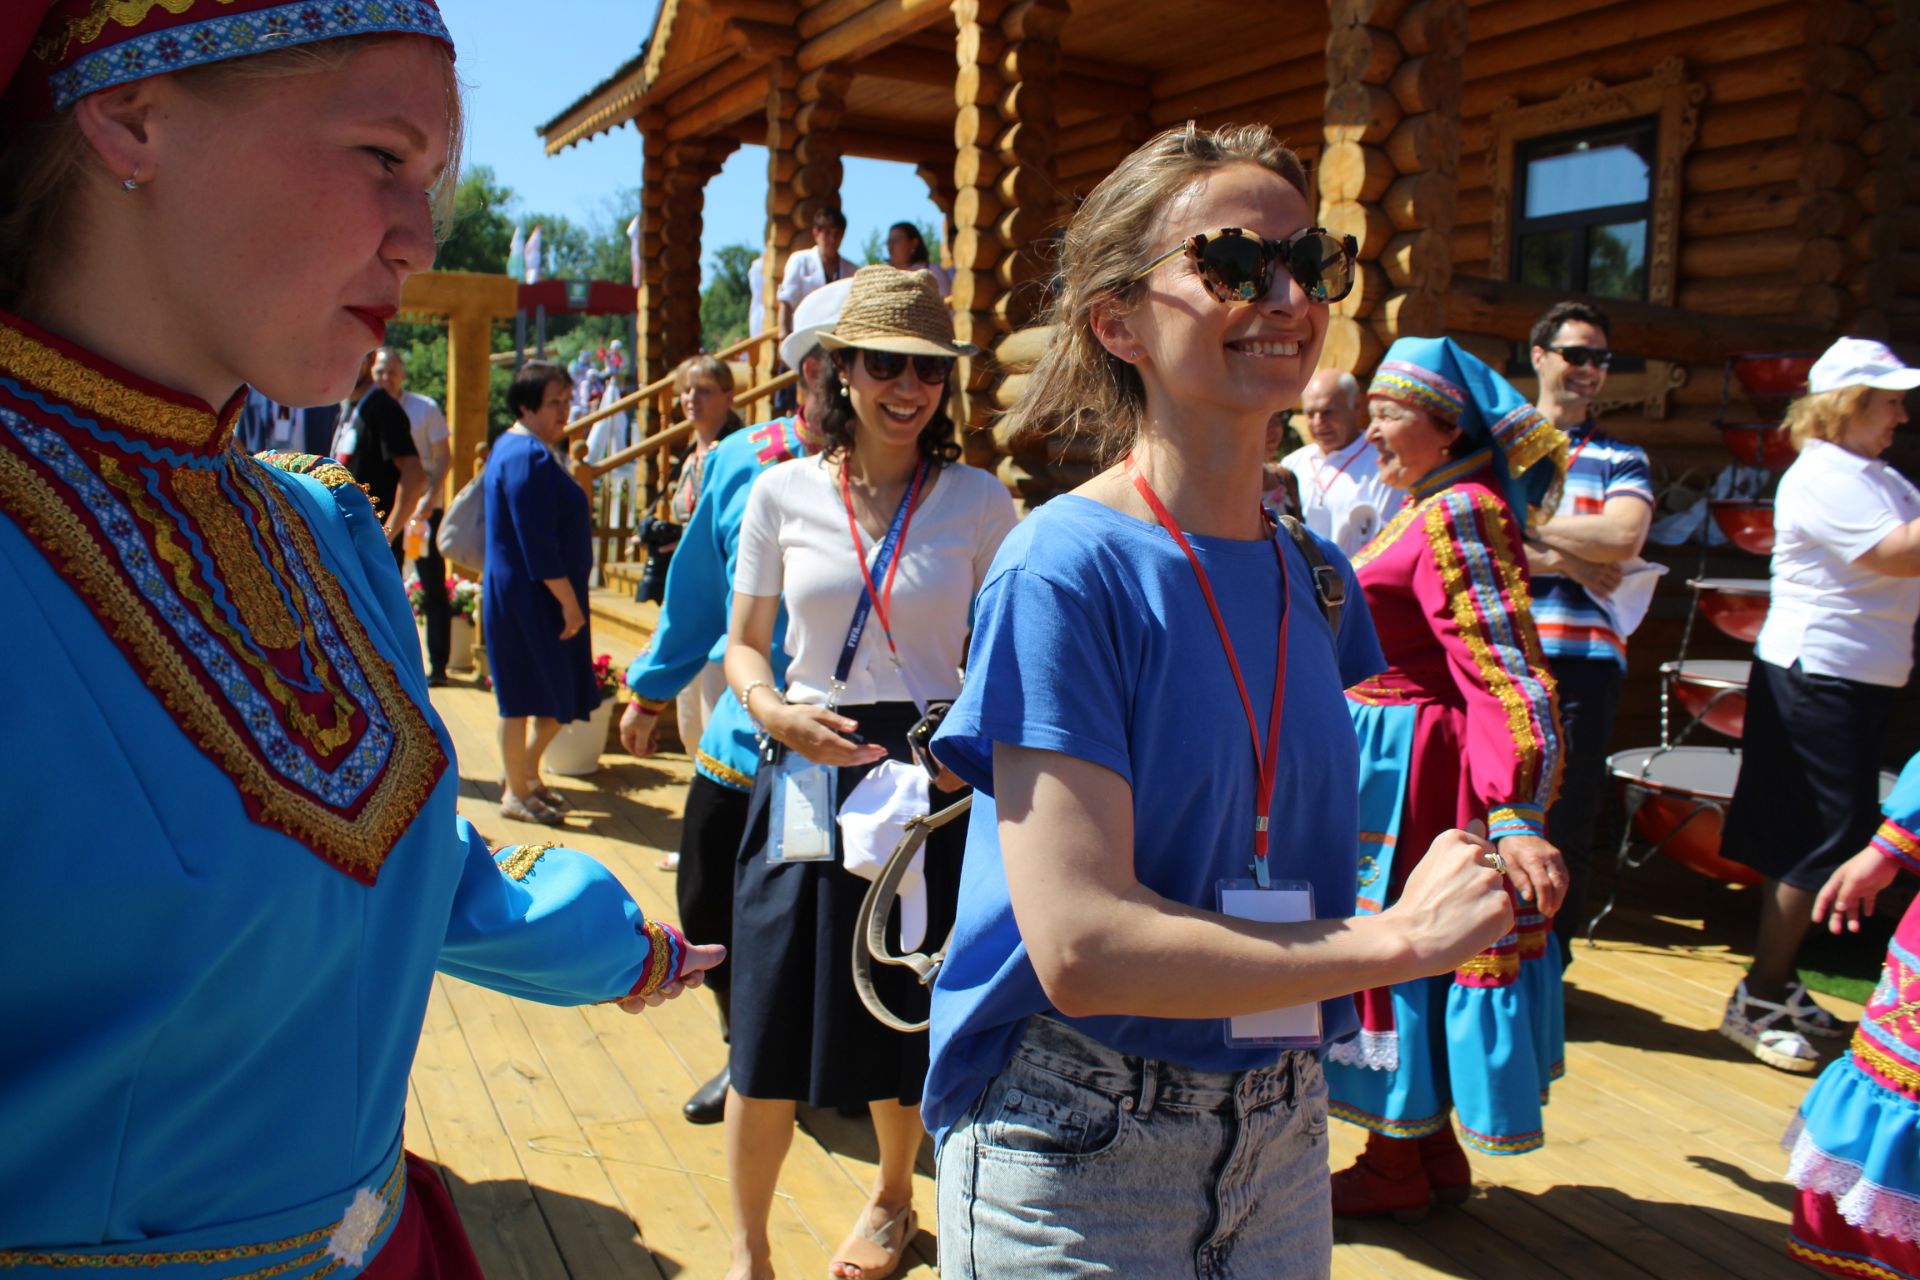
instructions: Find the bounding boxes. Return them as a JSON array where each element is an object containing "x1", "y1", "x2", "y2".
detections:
[
  {"x1": 729, "y1": 702, "x2": 965, "y2": 1107},
  {"x1": 1721, "y1": 658, "x2": 1890, "y2": 890},
  {"x1": 676, "y1": 773, "x2": 750, "y2": 997}
]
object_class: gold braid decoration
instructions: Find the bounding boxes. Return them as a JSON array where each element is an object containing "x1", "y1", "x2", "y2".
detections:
[
  {"x1": 0, "y1": 321, "x2": 226, "y2": 447},
  {"x1": 498, "y1": 842, "x2": 558, "y2": 881}
]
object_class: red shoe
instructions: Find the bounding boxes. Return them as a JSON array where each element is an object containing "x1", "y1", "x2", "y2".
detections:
[
  {"x1": 1331, "y1": 1149, "x2": 1433, "y2": 1223},
  {"x1": 1418, "y1": 1129, "x2": 1472, "y2": 1206}
]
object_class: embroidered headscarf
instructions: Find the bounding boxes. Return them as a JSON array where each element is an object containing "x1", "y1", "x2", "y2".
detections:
[
  {"x1": 2, "y1": 0, "x2": 452, "y2": 122},
  {"x1": 1368, "y1": 335, "x2": 1569, "y2": 529}
]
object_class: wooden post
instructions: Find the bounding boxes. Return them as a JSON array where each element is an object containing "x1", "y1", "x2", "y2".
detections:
[
  {"x1": 1797, "y1": 1, "x2": 1875, "y2": 331},
  {"x1": 761, "y1": 59, "x2": 802, "y2": 385},
  {"x1": 660, "y1": 136, "x2": 738, "y2": 371},
  {"x1": 638, "y1": 112, "x2": 669, "y2": 439},
  {"x1": 794, "y1": 64, "x2": 852, "y2": 233},
  {"x1": 445, "y1": 310, "x2": 495, "y2": 496},
  {"x1": 951, "y1": 0, "x2": 1067, "y2": 474}
]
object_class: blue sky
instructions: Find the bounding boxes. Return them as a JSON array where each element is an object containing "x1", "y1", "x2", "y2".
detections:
[{"x1": 444, "y1": 0, "x2": 946, "y2": 273}]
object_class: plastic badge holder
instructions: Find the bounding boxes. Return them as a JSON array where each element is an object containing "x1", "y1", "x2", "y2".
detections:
[
  {"x1": 1215, "y1": 878, "x2": 1323, "y2": 1049},
  {"x1": 769, "y1": 753, "x2": 836, "y2": 863}
]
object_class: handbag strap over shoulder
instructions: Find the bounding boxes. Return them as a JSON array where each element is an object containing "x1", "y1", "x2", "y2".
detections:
[{"x1": 1276, "y1": 513, "x2": 1344, "y2": 635}]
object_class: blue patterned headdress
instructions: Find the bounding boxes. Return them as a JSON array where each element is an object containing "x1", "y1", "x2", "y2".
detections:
[{"x1": 1368, "y1": 336, "x2": 1568, "y2": 526}]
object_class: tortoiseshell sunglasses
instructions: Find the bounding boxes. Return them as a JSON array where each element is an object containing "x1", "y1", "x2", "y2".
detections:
[{"x1": 1127, "y1": 226, "x2": 1359, "y2": 305}]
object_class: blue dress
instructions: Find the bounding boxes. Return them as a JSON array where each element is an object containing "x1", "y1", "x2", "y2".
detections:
[
  {"x1": 0, "y1": 310, "x2": 682, "y2": 1271},
  {"x1": 483, "y1": 428, "x2": 599, "y2": 722}
]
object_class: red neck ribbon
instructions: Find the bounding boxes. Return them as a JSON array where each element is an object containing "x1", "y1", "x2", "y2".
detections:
[{"x1": 1125, "y1": 454, "x2": 1290, "y2": 886}]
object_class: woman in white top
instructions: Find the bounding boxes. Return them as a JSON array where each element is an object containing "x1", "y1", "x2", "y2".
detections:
[
  {"x1": 662, "y1": 355, "x2": 746, "y2": 753},
  {"x1": 723, "y1": 265, "x2": 1018, "y2": 1280},
  {"x1": 1720, "y1": 337, "x2": 1920, "y2": 1073}
]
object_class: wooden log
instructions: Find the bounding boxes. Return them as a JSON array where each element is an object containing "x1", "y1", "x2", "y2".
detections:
[
  {"x1": 1388, "y1": 53, "x2": 1460, "y2": 118},
  {"x1": 1054, "y1": 136, "x2": 1138, "y2": 180},
  {"x1": 954, "y1": 62, "x2": 1003, "y2": 108},
  {"x1": 1003, "y1": 0, "x2": 1070, "y2": 41},
  {"x1": 1385, "y1": 113, "x2": 1456, "y2": 176},
  {"x1": 1396, "y1": 0, "x2": 1467, "y2": 58},
  {"x1": 948, "y1": 267, "x2": 993, "y2": 313},
  {"x1": 995, "y1": 163, "x2": 1056, "y2": 215},
  {"x1": 1382, "y1": 171, "x2": 1454, "y2": 233},
  {"x1": 954, "y1": 145, "x2": 1002, "y2": 192},
  {"x1": 1452, "y1": 222, "x2": 1490, "y2": 265},
  {"x1": 1794, "y1": 237, "x2": 1858, "y2": 286},
  {"x1": 1058, "y1": 113, "x2": 1145, "y2": 155},
  {"x1": 1373, "y1": 288, "x2": 1448, "y2": 338},
  {"x1": 996, "y1": 203, "x2": 1055, "y2": 250},
  {"x1": 1684, "y1": 142, "x2": 1804, "y2": 196},
  {"x1": 1461, "y1": 0, "x2": 1786, "y2": 89},
  {"x1": 1446, "y1": 273, "x2": 1829, "y2": 362},
  {"x1": 1382, "y1": 229, "x2": 1453, "y2": 290},
  {"x1": 1332, "y1": 261, "x2": 1393, "y2": 319},
  {"x1": 1320, "y1": 314, "x2": 1387, "y2": 374},
  {"x1": 833, "y1": 128, "x2": 947, "y2": 167},
  {"x1": 1677, "y1": 230, "x2": 1800, "y2": 281},
  {"x1": 954, "y1": 104, "x2": 1003, "y2": 151},
  {"x1": 1694, "y1": 93, "x2": 1803, "y2": 152},
  {"x1": 1797, "y1": 190, "x2": 1865, "y2": 239},
  {"x1": 1328, "y1": 0, "x2": 1416, "y2": 26},
  {"x1": 1798, "y1": 93, "x2": 1870, "y2": 145},
  {"x1": 1329, "y1": 24, "x2": 1403, "y2": 86},
  {"x1": 1674, "y1": 275, "x2": 1804, "y2": 318},
  {"x1": 1317, "y1": 140, "x2": 1396, "y2": 203},
  {"x1": 798, "y1": 0, "x2": 873, "y2": 39},
  {"x1": 1797, "y1": 282, "x2": 1852, "y2": 331},
  {"x1": 1321, "y1": 199, "x2": 1394, "y2": 260},
  {"x1": 954, "y1": 226, "x2": 1006, "y2": 272},
  {"x1": 1151, "y1": 33, "x2": 1324, "y2": 100},
  {"x1": 1690, "y1": 184, "x2": 1810, "y2": 241},
  {"x1": 1150, "y1": 57, "x2": 1323, "y2": 126},
  {"x1": 1323, "y1": 81, "x2": 1403, "y2": 145},
  {"x1": 952, "y1": 184, "x2": 1005, "y2": 231},
  {"x1": 1807, "y1": 44, "x2": 1875, "y2": 96},
  {"x1": 993, "y1": 324, "x2": 1055, "y2": 370},
  {"x1": 664, "y1": 66, "x2": 769, "y2": 140},
  {"x1": 797, "y1": 0, "x2": 948, "y2": 72},
  {"x1": 1704, "y1": 48, "x2": 1809, "y2": 107},
  {"x1": 1454, "y1": 183, "x2": 1490, "y2": 227},
  {"x1": 1801, "y1": 141, "x2": 1868, "y2": 193}
]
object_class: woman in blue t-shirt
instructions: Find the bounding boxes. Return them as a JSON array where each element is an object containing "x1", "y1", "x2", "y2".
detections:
[{"x1": 926, "y1": 123, "x2": 1525, "y2": 1277}]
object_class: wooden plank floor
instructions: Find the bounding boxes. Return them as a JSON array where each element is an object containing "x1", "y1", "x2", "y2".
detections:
[{"x1": 415, "y1": 670, "x2": 1844, "y2": 1279}]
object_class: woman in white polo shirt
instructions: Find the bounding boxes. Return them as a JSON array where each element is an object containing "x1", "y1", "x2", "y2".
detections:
[{"x1": 1719, "y1": 337, "x2": 1920, "y2": 1072}]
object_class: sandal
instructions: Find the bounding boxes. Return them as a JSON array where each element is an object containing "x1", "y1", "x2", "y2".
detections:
[
  {"x1": 657, "y1": 852, "x2": 681, "y2": 872},
  {"x1": 532, "y1": 785, "x2": 572, "y2": 812},
  {"x1": 500, "y1": 794, "x2": 565, "y2": 827},
  {"x1": 1719, "y1": 980, "x2": 1820, "y2": 1072},
  {"x1": 1785, "y1": 981, "x2": 1848, "y2": 1040},
  {"x1": 829, "y1": 1203, "x2": 916, "y2": 1280}
]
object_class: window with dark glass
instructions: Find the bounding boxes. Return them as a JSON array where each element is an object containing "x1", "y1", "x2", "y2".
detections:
[{"x1": 1512, "y1": 119, "x2": 1655, "y2": 301}]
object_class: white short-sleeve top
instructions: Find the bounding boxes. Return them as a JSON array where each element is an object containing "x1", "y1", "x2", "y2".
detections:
[
  {"x1": 735, "y1": 455, "x2": 1019, "y2": 707},
  {"x1": 1756, "y1": 438, "x2": 1920, "y2": 687},
  {"x1": 775, "y1": 246, "x2": 857, "y2": 309}
]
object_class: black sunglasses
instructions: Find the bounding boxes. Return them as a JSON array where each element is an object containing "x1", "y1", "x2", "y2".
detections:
[
  {"x1": 1128, "y1": 226, "x2": 1359, "y2": 305},
  {"x1": 855, "y1": 349, "x2": 955, "y2": 385},
  {"x1": 1545, "y1": 344, "x2": 1613, "y2": 370}
]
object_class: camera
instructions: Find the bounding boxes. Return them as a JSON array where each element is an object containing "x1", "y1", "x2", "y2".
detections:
[{"x1": 634, "y1": 515, "x2": 682, "y2": 603}]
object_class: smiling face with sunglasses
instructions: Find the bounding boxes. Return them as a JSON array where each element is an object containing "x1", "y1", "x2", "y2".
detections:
[
  {"x1": 1083, "y1": 161, "x2": 1346, "y2": 537},
  {"x1": 1530, "y1": 316, "x2": 1612, "y2": 426}
]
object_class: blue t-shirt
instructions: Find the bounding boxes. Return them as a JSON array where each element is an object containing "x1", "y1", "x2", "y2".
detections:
[{"x1": 925, "y1": 496, "x2": 1386, "y2": 1142}]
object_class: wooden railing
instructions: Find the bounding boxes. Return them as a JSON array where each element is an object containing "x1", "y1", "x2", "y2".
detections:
[
  {"x1": 575, "y1": 362, "x2": 800, "y2": 572},
  {"x1": 561, "y1": 329, "x2": 783, "y2": 446}
]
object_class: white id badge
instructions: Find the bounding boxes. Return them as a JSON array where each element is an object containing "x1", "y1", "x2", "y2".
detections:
[
  {"x1": 769, "y1": 753, "x2": 836, "y2": 863},
  {"x1": 1216, "y1": 878, "x2": 1323, "y2": 1049}
]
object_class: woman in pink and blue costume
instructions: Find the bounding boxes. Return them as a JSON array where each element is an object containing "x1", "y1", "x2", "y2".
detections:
[
  {"x1": 1326, "y1": 336, "x2": 1570, "y2": 1219},
  {"x1": 1784, "y1": 749, "x2": 1920, "y2": 1280},
  {"x1": 0, "y1": 2, "x2": 719, "y2": 1273}
]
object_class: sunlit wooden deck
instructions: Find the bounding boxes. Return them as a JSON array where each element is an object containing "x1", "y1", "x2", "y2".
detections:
[{"x1": 416, "y1": 661, "x2": 1844, "y2": 1279}]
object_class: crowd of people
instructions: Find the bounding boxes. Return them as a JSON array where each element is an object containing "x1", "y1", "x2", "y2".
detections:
[{"x1": 5, "y1": 3, "x2": 1920, "y2": 1279}]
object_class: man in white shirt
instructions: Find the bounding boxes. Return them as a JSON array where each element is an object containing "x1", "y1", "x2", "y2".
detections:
[
  {"x1": 776, "y1": 206, "x2": 854, "y2": 346},
  {"x1": 373, "y1": 346, "x2": 454, "y2": 684},
  {"x1": 1280, "y1": 368, "x2": 1403, "y2": 555},
  {"x1": 747, "y1": 253, "x2": 767, "y2": 338}
]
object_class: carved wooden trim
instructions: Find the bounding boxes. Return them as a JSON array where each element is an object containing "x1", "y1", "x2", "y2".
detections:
[{"x1": 1486, "y1": 58, "x2": 1703, "y2": 418}]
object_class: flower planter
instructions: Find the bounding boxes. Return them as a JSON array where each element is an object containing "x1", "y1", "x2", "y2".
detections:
[
  {"x1": 546, "y1": 699, "x2": 615, "y2": 776},
  {"x1": 447, "y1": 616, "x2": 475, "y2": 672}
]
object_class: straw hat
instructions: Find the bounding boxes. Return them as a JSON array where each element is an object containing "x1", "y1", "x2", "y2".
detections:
[{"x1": 818, "y1": 265, "x2": 976, "y2": 359}]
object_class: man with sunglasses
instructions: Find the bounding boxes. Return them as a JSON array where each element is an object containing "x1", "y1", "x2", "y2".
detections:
[{"x1": 1524, "y1": 301, "x2": 1654, "y2": 962}]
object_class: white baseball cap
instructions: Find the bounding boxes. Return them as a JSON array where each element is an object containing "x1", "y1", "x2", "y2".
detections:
[
  {"x1": 1807, "y1": 337, "x2": 1920, "y2": 395},
  {"x1": 780, "y1": 277, "x2": 854, "y2": 371}
]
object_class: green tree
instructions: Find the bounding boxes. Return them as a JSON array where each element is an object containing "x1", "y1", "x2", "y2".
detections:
[
  {"x1": 435, "y1": 165, "x2": 517, "y2": 274},
  {"x1": 700, "y1": 243, "x2": 757, "y2": 349}
]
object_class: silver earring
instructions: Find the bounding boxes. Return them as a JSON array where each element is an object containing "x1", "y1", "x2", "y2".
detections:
[{"x1": 122, "y1": 174, "x2": 140, "y2": 192}]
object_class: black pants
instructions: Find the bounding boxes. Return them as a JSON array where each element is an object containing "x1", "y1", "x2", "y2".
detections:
[
  {"x1": 677, "y1": 772, "x2": 749, "y2": 998},
  {"x1": 1546, "y1": 654, "x2": 1624, "y2": 963},
  {"x1": 414, "y1": 508, "x2": 450, "y2": 677}
]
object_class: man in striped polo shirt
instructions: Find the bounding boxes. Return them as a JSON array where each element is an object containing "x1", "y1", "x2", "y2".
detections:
[{"x1": 1524, "y1": 302, "x2": 1654, "y2": 961}]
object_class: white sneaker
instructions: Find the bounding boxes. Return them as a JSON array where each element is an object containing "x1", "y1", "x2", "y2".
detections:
[
  {"x1": 1720, "y1": 981, "x2": 1820, "y2": 1073},
  {"x1": 1784, "y1": 982, "x2": 1848, "y2": 1040}
]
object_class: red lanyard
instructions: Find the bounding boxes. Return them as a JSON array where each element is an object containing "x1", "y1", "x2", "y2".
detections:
[
  {"x1": 1125, "y1": 454, "x2": 1290, "y2": 887},
  {"x1": 1312, "y1": 442, "x2": 1364, "y2": 494},
  {"x1": 840, "y1": 458, "x2": 928, "y2": 655}
]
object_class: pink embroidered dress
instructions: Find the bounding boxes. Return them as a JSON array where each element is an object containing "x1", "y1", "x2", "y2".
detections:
[
  {"x1": 1784, "y1": 750, "x2": 1920, "y2": 1280},
  {"x1": 1324, "y1": 337, "x2": 1569, "y2": 1157}
]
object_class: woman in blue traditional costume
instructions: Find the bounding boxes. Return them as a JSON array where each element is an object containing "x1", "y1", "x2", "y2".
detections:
[
  {"x1": 923, "y1": 124, "x2": 1519, "y2": 1279},
  {"x1": 0, "y1": 3, "x2": 722, "y2": 1274},
  {"x1": 1326, "y1": 336, "x2": 1570, "y2": 1219},
  {"x1": 1781, "y1": 748, "x2": 1920, "y2": 1280}
]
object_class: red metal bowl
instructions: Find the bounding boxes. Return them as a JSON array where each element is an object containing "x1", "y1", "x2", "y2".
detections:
[
  {"x1": 1689, "y1": 577, "x2": 1770, "y2": 643},
  {"x1": 1732, "y1": 355, "x2": 1815, "y2": 399},
  {"x1": 1662, "y1": 660, "x2": 1749, "y2": 740},
  {"x1": 1707, "y1": 498, "x2": 1776, "y2": 557},
  {"x1": 1609, "y1": 747, "x2": 1762, "y2": 885},
  {"x1": 1717, "y1": 423, "x2": 1797, "y2": 470}
]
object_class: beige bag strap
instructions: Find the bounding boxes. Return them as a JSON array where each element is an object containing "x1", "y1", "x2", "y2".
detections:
[{"x1": 852, "y1": 795, "x2": 972, "y2": 1034}]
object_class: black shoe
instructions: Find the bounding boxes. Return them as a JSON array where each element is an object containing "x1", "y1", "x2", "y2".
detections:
[
  {"x1": 426, "y1": 671, "x2": 449, "y2": 688},
  {"x1": 683, "y1": 1066, "x2": 729, "y2": 1124}
]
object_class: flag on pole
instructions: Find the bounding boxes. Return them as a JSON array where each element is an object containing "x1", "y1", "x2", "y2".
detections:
[
  {"x1": 524, "y1": 224, "x2": 543, "y2": 284},
  {"x1": 627, "y1": 214, "x2": 642, "y2": 288},
  {"x1": 506, "y1": 224, "x2": 525, "y2": 281}
]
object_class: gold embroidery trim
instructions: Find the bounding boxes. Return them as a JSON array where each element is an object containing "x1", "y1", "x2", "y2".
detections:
[
  {"x1": 697, "y1": 748, "x2": 754, "y2": 790},
  {"x1": 172, "y1": 463, "x2": 300, "y2": 649},
  {"x1": 0, "y1": 444, "x2": 444, "y2": 880},
  {"x1": 1850, "y1": 1032, "x2": 1920, "y2": 1095},
  {"x1": 499, "y1": 842, "x2": 558, "y2": 881},
  {"x1": 1424, "y1": 492, "x2": 1562, "y2": 815},
  {"x1": 1454, "y1": 951, "x2": 1519, "y2": 981},
  {"x1": 0, "y1": 320, "x2": 223, "y2": 447},
  {"x1": 0, "y1": 1149, "x2": 403, "y2": 1272}
]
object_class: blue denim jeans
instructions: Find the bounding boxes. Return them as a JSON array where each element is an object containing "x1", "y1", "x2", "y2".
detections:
[{"x1": 936, "y1": 1016, "x2": 1332, "y2": 1279}]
